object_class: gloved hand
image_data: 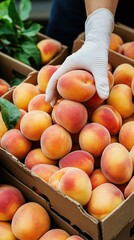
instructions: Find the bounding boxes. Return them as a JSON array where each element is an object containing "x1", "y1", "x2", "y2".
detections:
[{"x1": 45, "y1": 8, "x2": 114, "y2": 106}]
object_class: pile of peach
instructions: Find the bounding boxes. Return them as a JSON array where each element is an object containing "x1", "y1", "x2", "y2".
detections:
[
  {"x1": 109, "y1": 32, "x2": 134, "y2": 60},
  {"x1": 0, "y1": 62, "x2": 134, "y2": 221},
  {"x1": 0, "y1": 183, "x2": 85, "y2": 240}
]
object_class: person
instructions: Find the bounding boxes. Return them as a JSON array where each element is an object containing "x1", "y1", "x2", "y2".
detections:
[{"x1": 44, "y1": 0, "x2": 132, "y2": 106}]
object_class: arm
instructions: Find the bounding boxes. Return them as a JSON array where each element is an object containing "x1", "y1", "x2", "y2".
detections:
[{"x1": 85, "y1": 0, "x2": 119, "y2": 15}]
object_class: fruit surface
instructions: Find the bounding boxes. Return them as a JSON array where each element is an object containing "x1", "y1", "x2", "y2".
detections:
[
  {"x1": 0, "y1": 184, "x2": 25, "y2": 221},
  {"x1": 86, "y1": 182, "x2": 124, "y2": 220},
  {"x1": 11, "y1": 202, "x2": 51, "y2": 240}
]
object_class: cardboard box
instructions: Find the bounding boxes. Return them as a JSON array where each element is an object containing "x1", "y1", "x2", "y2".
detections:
[
  {"x1": 0, "y1": 52, "x2": 35, "y2": 83},
  {"x1": 0, "y1": 53, "x2": 134, "y2": 240},
  {"x1": 0, "y1": 165, "x2": 87, "y2": 239},
  {"x1": 0, "y1": 148, "x2": 134, "y2": 240},
  {"x1": 72, "y1": 23, "x2": 134, "y2": 66}
]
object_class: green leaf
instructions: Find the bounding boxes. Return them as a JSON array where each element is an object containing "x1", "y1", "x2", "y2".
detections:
[
  {"x1": 21, "y1": 41, "x2": 41, "y2": 68},
  {"x1": 14, "y1": 50, "x2": 31, "y2": 65},
  {"x1": 0, "y1": 98, "x2": 21, "y2": 130},
  {"x1": 8, "y1": 0, "x2": 23, "y2": 28},
  {"x1": 22, "y1": 23, "x2": 42, "y2": 37},
  {"x1": 19, "y1": 0, "x2": 31, "y2": 21},
  {"x1": 0, "y1": 19, "x2": 14, "y2": 36},
  {"x1": 0, "y1": 0, "x2": 9, "y2": 18}
]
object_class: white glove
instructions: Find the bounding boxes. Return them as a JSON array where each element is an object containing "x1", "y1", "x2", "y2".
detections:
[{"x1": 45, "y1": 8, "x2": 114, "y2": 106}]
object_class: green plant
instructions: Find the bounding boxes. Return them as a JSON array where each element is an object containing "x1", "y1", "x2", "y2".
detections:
[{"x1": 0, "y1": 0, "x2": 42, "y2": 69}]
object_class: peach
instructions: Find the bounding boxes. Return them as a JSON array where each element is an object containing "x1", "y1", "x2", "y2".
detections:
[
  {"x1": 12, "y1": 82, "x2": 39, "y2": 111},
  {"x1": 130, "y1": 146, "x2": 134, "y2": 172},
  {"x1": 124, "y1": 176, "x2": 134, "y2": 198},
  {"x1": 24, "y1": 148, "x2": 57, "y2": 169},
  {"x1": 54, "y1": 99, "x2": 88, "y2": 133},
  {"x1": 20, "y1": 110, "x2": 52, "y2": 141},
  {"x1": 37, "y1": 64, "x2": 59, "y2": 93},
  {"x1": 28, "y1": 93, "x2": 53, "y2": 113},
  {"x1": 0, "y1": 78, "x2": 10, "y2": 96},
  {"x1": 57, "y1": 70, "x2": 96, "y2": 102},
  {"x1": 109, "y1": 33, "x2": 124, "y2": 51},
  {"x1": 101, "y1": 142, "x2": 133, "y2": 184},
  {"x1": 31, "y1": 163, "x2": 60, "y2": 183},
  {"x1": 91, "y1": 104, "x2": 122, "y2": 135},
  {"x1": 41, "y1": 124, "x2": 72, "y2": 159},
  {"x1": 0, "y1": 221, "x2": 17, "y2": 240},
  {"x1": 11, "y1": 202, "x2": 51, "y2": 240},
  {"x1": 37, "y1": 38, "x2": 62, "y2": 65},
  {"x1": 59, "y1": 150, "x2": 94, "y2": 176},
  {"x1": 113, "y1": 63, "x2": 134, "y2": 87},
  {"x1": 39, "y1": 228, "x2": 70, "y2": 240},
  {"x1": 14, "y1": 109, "x2": 27, "y2": 129},
  {"x1": 67, "y1": 236, "x2": 84, "y2": 240},
  {"x1": 119, "y1": 121, "x2": 134, "y2": 151},
  {"x1": 79, "y1": 123, "x2": 111, "y2": 158},
  {"x1": 86, "y1": 182, "x2": 124, "y2": 220},
  {"x1": 118, "y1": 41, "x2": 134, "y2": 60},
  {"x1": 0, "y1": 184, "x2": 25, "y2": 221},
  {"x1": 0, "y1": 112, "x2": 8, "y2": 140},
  {"x1": 90, "y1": 168, "x2": 110, "y2": 190},
  {"x1": 49, "y1": 167, "x2": 92, "y2": 206},
  {"x1": 107, "y1": 84, "x2": 134, "y2": 118},
  {"x1": 1, "y1": 129, "x2": 32, "y2": 160}
]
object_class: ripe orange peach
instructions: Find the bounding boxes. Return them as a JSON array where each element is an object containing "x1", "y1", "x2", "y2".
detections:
[
  {"x1": 59, "y1": 150, "x2": 94, "y2": 176},
  {"x1": 86, "y1": 182, "x2": 124, "y2": 220},
  {"x1": 1, "y1": 129, "x2": 32, "y2": 160},
  {"x1": 57, "y1": 70, "x2": 96, "y2": 102},
  {"x1": 24, "y1": 148, "x2": 57, "y2": 169},
  {"x1": 37, "y1": 38, "x2": 62, "y2": 64},
  {"x1": 91, "y1": 104, "x2": 122, "y2": 135},
  {"x1": 49, "y1": 167, "x2": 92, "y2": 206},
  {"x1": 20, "y1": 110, "x2": 52, "y2": 141},
  {"x1": 90, "y1": 168, "x2": 110, "y2": 190},
  {"x1": 124, "y1": 176, "x2": 134, "y2": 198},
  {"x1": 130, "y1": 146, "x2": 134, "y2": 172},
  {"x1": 54, "y1": 99, "x2": 88, "y2": 133},
  {"x1": 14, "y1": 109, "x2": 27, "y2": 129},
  {"x1": 109, "y1": 33, "x2": 123, "y2": 51},
  {"x1": 28, "y1": 93, "x2": 53, "y2": 113},
  {"x1": 37, "y1": 64, "x2": 59, "y2": 93},
  {"x1": 12, "y1": 82, "x2": 39, "y2": 111},
  {"x1": 0, "y1": 221, "x2": 17, "y2": 240},
  {"x1": 11, "y1": 202, "x2": 51, "y2": 240},
  {"x1": 113, "y1": 63, "x2": 134, "y2": 87},
  {"x1": 101, "y1": 142, "x2": 133, "y2": 184},
  {"x1": 79, "y1": 123, "x2": 111, "y2": 157},
  {"x1": 41, "y1": 124, "x2": 72, "y2": 159},
  {"x1": 118, "y1": 41, "x2": 134, "y2": 60},
  {"x1": 31, "y1": 163, "x2": 60, "y2": 183},
  {"x1": 0, "y1": 184, "x2": 25, "y2": 221},
  {"x1": 39, "y1": 228, "x2": 70, "y2": 240},
  {"x1": 107, "y1": 84, "x2": 134, "y2": 118},
  {"x1": 0, "y1": 78, "x2": 10, "y2": 96},
  {"x1": 119, "y1": 121, "x2": 134, "y2": 151}
]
